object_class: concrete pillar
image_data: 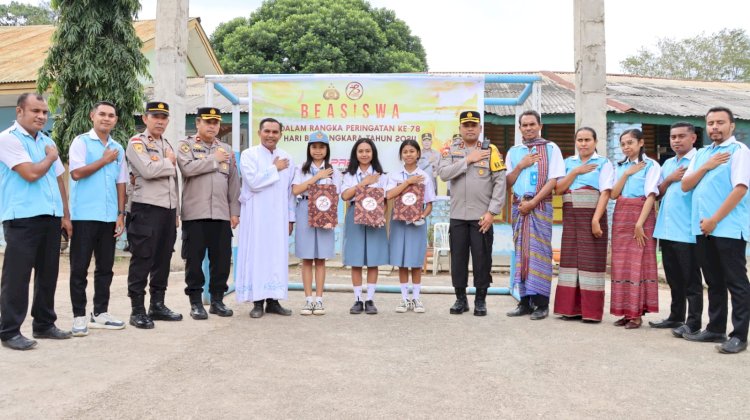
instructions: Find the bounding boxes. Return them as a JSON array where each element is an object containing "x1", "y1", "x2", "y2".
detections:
[
  {"x1": 574, "y1": 0, "x2": 607, "y2": 156},
  {"x1": 154, "y1": 0, "x2": 188, "y2": 268},
  {"x1": 154, "y1": 0, "x2": 188, "y2": 146}
]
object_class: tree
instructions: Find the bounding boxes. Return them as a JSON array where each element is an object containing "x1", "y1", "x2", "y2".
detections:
[
  {"x1": 621, "y1": 28, "x2": 750, "y2": 81},
  {"x1": 37, "y1": 0, "x2": 149, "y2": 160},
  {"x1": 210, "y1": 0, "x2": 428, "y2": 74},
  {"x1": 0, "y1": 1, "x2": 56, "y2": 26}
]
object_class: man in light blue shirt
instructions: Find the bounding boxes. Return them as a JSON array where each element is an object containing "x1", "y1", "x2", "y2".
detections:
[
  {"x1": 0, "y1": 93, "x2": 73, "y2": 351},
  {"x1": 68, "y1": 101, "x2": 129, "y2": 337},
  {"x1": 682, "y1": 107, "x2": 750, "y2": 354},
  {"x1": 651, "y1": 122, "x2": 702, "y2": 337}
]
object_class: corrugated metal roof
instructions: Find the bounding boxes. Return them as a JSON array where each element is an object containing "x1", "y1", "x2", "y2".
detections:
[
  {"x1": 0, "y1": 19, "x2": 208, "y2": 85},
  {"x1": 151, "y1": 73, "x2": 750, "y2": 119}
]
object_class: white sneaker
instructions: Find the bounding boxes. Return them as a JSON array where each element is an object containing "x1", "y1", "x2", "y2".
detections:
[
  {"x1": 89, "y1": 312, "x2": 125, "y2": 330},
  {"x1": 313, "y1": 301, "x2": 326, "y2": 316},
  {"x1": 72, "y1": 316, "x2": 89, "y2": 337},
  {"x1": 301, "y1": 301, "x2": 314, "y2": 316},
  {"x1": 396, "y1": 299, "x2": 412, "y2": 313},
  {"x1": 413, "y1": 298, "x2": 425, "y2": 313}
]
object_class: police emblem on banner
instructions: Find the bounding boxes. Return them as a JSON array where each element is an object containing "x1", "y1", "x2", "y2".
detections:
[
  {"x1": 354, "y1": 186, "x2": 385, "y2": 227},
  {"x1": 392, "y1": 183, "x2": 424, "y2": 222},
  {"x1": 307, "y1": 184, "x2": 338, "y2": 229}
]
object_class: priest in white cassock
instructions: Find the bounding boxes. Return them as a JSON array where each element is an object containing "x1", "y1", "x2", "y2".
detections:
[{"x1": 236, "y1": 118, "x2": 296, "y2": 318}]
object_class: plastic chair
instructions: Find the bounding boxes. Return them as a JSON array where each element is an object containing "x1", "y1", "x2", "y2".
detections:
[{"x1": 432, "y1": 222, "x2": 450, "y2": 275}]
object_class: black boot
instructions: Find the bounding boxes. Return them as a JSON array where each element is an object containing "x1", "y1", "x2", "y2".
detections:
[
  {"x1": 209, "y1": 295, "x2": 234, "y2": 317},
  {"x1": 474, "y1": 287, "x2": 488, "y2": 316},
  {"x1": 148, "y1": 292, "x2": 183, "y2": 321},
  {"x1": 129, "y1": 296, "x2": 154, "y2": 329},
  {"x1": 249, "y1": 300, "x2": 264, "y2": 318},
  {"x1": 265, "y1": 298, "x2": 292, "y2": 316},
  {"x1": 449, "y1": 288, "x2": 470, "y2": 314}
]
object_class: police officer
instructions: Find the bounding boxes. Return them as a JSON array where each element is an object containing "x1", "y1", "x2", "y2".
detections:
[
  {"x1": 437, "y1": 111, "x2": 506, "y2": 316},
  {"x1": 177, "y1": 107, "x2": 240, "y2": 320},
  {"x1": 0, "y1": 93, "x2": 73, "y2": 350},
  {"x1": 125, "y1": 101, "x2": 182, "y2": 329}
]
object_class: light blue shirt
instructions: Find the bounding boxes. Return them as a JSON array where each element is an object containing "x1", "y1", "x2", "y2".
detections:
[
  {"x1": 69, "y1": 129, "x2": 128, "y2": 222},
  {"x1": 653, "y1": 148, "x2": 696, "y2": 243},
  {"x1": 0, "y1": 122, "x2": 65, "y2": 222},
  {"x1": 564, "y1": 153, "x2": 615, "y2": 191},
  {"x1": 615, "y1": 157, "x2": 660, "y2": 198},
  {"x1": 506, "y1": 142, "x2": 565, "y2": 197},
  {"x1": 686, "y1": 137, "x2": 750, "y2": 240}
]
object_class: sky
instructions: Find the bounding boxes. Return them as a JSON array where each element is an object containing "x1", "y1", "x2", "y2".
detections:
[{"x1": 4, "y1": 0, "x2": 750, "y2": 73}]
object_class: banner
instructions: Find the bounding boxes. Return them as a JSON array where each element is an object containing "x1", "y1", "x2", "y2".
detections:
[{"x1": 249, "y1": 74, "x2": 484, "y2": 173}]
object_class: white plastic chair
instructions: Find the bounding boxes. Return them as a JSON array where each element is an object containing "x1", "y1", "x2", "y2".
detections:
[{"x1": 432, "y1": 222, "x2": 450, "y2": 275}]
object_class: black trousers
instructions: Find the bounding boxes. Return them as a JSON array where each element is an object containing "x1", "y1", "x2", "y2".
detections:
[
  {"x1": 0, "y1": 216, "x2": 61, "y2": 340},
  {"x1": 660, "y1": 239, "x2": 703, "y2": 330},
  {"x1": 696, "y1": 235, "x2": 750, "y2": 341},
  {"x1": 449, "y1": 218, "x2": 493, "y2": 289},
  {"x1": 69, "y1": 221, "x2": 116, "y2": 317},
  {"x1": 126, "y1": 203, "x2": 176, "y2": 305},
  {"x1": 182, "y1": 219, "x2": 232, "y2": 302}
]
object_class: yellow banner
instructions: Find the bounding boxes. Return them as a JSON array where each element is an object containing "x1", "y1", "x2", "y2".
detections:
[{"x1": 250, "y1": 74, "x2": 484, "y2": 173}]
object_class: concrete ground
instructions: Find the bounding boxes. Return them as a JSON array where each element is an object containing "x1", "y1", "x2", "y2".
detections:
[{"x1": 0, "y1": 255, "x2": 748, "y2": 419}]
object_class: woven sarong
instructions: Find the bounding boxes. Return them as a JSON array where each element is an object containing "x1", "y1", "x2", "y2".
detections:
[
  {"x1": 553, "y1": 188, "x2": 608, "y2": 321},
  {"x1": 512, "y1": 196, "x2": 553, "y2": 297},
  {"x1": 610, "y1": 197, "x2": 659, "y2": 317}
]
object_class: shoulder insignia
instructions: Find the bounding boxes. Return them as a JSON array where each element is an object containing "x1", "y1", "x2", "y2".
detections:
[
  {"x1": 180, "y1": 143, "x2": 190, "y2": 153},
  {"x1": 129, "y1": 135, "x2": 143, "y2": 143},
  {"x1": 133, "y1": 143, "x2": 145, "y2": 153}
]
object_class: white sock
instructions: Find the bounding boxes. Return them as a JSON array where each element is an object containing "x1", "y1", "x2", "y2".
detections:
[
  {"x1": 400, "y1": 283, "x2": 409, "y2": 300},
  {"x1": 316, "y1": 296, "x2": 323, "y2": 303},
  {"x1": 367, "y1": 283, "x2": 376, "y2": 300},
  {"x1": 413, "y1": 284, "x2": 421, "y2": 300},
  {"x1": 354, "y1": 286, "x2": 362, "y2": 301},
  {"x1": 306, "y1": 296, "x2": 313, "y2": 303}
]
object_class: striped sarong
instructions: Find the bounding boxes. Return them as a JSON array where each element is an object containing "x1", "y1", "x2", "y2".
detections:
[
  {"x1": 512, "y1": 196, "x2": 553, "y2": 298},
  {"x1": 553, "y1": 188, "x2": 608, "y2": 321},
  {"x1": 610, "y1": 197, "x2": 659, "y2": 317}
]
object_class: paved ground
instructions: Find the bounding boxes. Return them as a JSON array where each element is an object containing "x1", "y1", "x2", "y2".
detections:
[{"x1": 0, "y1": 256, "x2": 748, "y2": 419}]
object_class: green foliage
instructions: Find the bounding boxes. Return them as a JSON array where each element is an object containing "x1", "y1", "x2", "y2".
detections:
[
  {"x1": 210, "y1": 0, "x2": 428, "y2": 74},
  {"x1": 37, "y1": 0, "x2": 149, "y2": 160},
  {"x1": 0, "y1": 1, "x2": 56, "y2": 26},
  {"x1": 621, "y1": 28, "x2": 750, "y2": 81}
]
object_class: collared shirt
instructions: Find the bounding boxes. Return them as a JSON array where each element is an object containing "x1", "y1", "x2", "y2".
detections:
[
  {"x1": 614, "y1": 157, "x2": 660, "y2": 198},
  {"x1": 685, "y1": 136, "x2": 750, "y2": 240},
  {"x1": 564, "y1": 152, "x2": 615, "y2": 191},
  {"x1": 0, "y1": 121, "x2": 65, "y2": 222},
  {"x1": 341, "y1": 165, "x2": 389, "y2": 192},
  {"x1": 505, "y1": 141, "x2": 565, "y2": 197},
  {"x1": 385, "y1": 166, "x2": 437, "y2": 205},
  {"x1": 177, "y1": 135, "x2": 241, "y2": 221},
  {"x1": 69, "y1": 129, "x2": 128, "y2": 222},
  {"x1": 436, "y1": 141, "x2": 506, "y2": 220},
  {"x1": 653, "y1": 148, "x2": 696, "y2": 243},
  {"x1": 292, "y1": 162, "x2": 343, "y2": 195},
  {"x1": 125, "y1": 130, "x2": 179, "y2": 211}
]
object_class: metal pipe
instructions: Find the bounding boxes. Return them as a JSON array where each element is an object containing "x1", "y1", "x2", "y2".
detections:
[
  {"x1": 484, "y1": 74, "x2": 541, "y2": 83},
  {"x1": 287, "y1": 282, "x2": 510, "y2": 295},
  {"x1": 213, "y1": 82, "x2": 240, "y2": 105}
]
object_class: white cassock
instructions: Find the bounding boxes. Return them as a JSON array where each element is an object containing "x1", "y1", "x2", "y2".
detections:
[{"x1": 235, "y1": 144, "x2": 295, "y2": 302}]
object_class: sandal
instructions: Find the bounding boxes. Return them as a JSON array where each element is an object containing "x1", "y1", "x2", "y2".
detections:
[
  {"x1": 624, "y1": 318, "x2": 642, "y2": 329},
  {"x1": 614, "y1": 317, "x2": 629, "y2": 326}
]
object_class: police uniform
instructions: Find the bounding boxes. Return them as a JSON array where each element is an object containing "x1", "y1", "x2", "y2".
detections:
[
  {"x1": 437, "y1": 111, "x2": 506, "y2": 315},
  {"x1": 125, "y1": 101, "x2": 182, "y2": 326},
  {"x1": 177, "y1": 107, "x2": 240, "y2": 319}
]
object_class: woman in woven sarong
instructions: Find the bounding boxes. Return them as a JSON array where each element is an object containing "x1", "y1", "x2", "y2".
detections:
[
  {"x1": 553, "y1": 127, "x2": 614, "y2": 322},
  {"x1": 610, "y1": 129, "x2": 661, "y2": 329}
]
